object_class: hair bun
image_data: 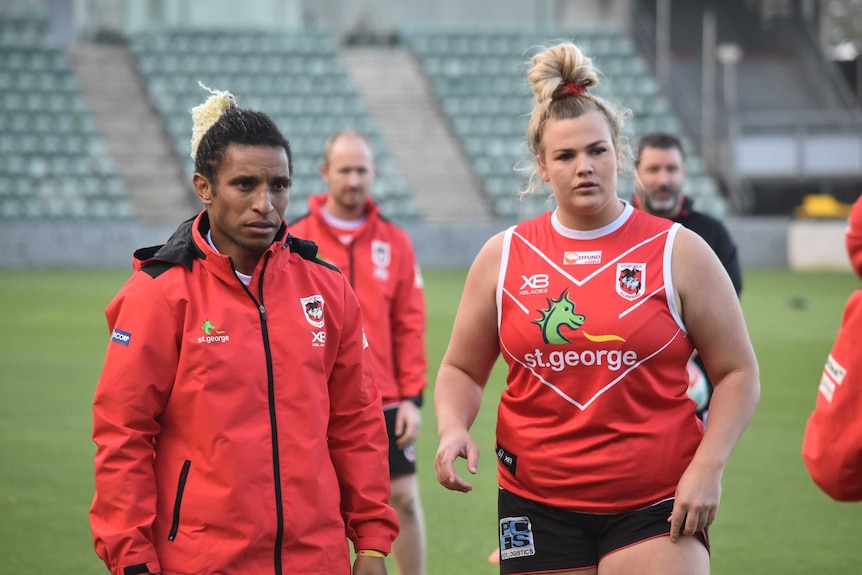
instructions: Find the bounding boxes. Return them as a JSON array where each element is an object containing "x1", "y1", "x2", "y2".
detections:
[
  {"x1": 190, "y1": 82, "x2": 236, "y2": 159},
  {"x1": 528, "y1": 43, "x2": 598, "y2": 106}
]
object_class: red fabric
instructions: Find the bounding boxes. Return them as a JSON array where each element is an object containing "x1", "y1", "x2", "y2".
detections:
[
  {"x1": 846, "y1": 195, "x2": 862, "y2": 278},
  {"x1": 289, "y1": 194, "x2": 427, "y2": 405},
  {"x1": 801, "y1": 194, "x2": 862, "y2": 501},
  {"x1": 90, "y1": 211, "x2": 397, "y2": 575},
  {"x1": 496, "y1": 205, "x2": 701, "y2": 513},
  {"x1": 802, "y1": 290, "x2": 862, "y2": 501}
]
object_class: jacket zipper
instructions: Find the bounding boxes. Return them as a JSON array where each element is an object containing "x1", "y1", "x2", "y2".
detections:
[
  {"x1": 167, "y1": 460, "x2": 191, "y2": 541},
  {"x1": 239, "y1": 255, "x2": 285, "y2": 575},
  {"x1": 348, "y1": 243, "x2": 355, "y2": 287}
]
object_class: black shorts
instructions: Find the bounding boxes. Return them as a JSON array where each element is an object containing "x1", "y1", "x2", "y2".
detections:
[
  {"x1": 384, "y1": 406, "x2": 416, "y2": 477},
  {"x1": 496, "y1": 489, "x2": 709, "y2": 574}
]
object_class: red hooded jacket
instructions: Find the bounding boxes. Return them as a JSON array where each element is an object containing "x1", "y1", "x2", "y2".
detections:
[
  {"x1": 802, "y1": 196, "x2": 862, "y2": 501},
  {"x1": 89, "y1": 211, "x2": 398, "y2": 575},
  {"x1": 289, "y1": 194, "x2": 426, "y2": 406}
]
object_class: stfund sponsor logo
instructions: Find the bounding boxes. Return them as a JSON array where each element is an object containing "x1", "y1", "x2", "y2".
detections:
[
  {"x1": 198, "y1": 320, "x2": 229, "y2": 344},
  {"x1": 111, "y1": 328, "x2": 131, "y2": 346},
  {"x1": 563, "y1": 250, "x2": 602, "y2": 265},
  {"x1": 499, "y1": 516, "x2": 535, "y2": 560}
]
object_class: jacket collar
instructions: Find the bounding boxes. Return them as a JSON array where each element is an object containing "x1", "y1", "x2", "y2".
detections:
[
  {"x1": 306, "y1": 192, "x2": 381, "y2": 224},
  {"x1": 133, "y1": 211, "x2": 291, "y2": 276},
  {"x1": 676, "y1": 195, "x2": 694, "y2": 219}
]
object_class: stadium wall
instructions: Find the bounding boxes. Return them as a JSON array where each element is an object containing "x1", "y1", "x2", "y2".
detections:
[
  {"x1": 0, "y1": 218, "x2": 791, "y2": 270},
  {"x1": 59, "y1": 0, "x2": 628, "y2": 40},
  {"x1": 787, "y1": 219, "x2": 853, "y2": 272}
]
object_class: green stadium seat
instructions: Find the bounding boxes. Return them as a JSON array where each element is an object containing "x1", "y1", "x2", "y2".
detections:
[
  {"x1": 127, "y1": 27, "x2": 420, "y2": 221},
  {"x1": 0, "y1": 198, "x2": 21, "y2": 218},
  {"x1": 0, "y1": 8, "x2": 128, "y2": 219},
  {"x1": 403, "y1": 26, "x2": 724, "y2": 219}
]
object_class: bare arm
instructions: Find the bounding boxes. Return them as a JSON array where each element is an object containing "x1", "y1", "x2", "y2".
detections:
[
  {"x1": 434, "y1": 233, "x2": 505, "y2": 492},
  {"x1": 668, "y1": 227, "x2": 760, "y2": 541},
  {"x1": 352, "y1": 555, "x2": 388, "y2": 575}
]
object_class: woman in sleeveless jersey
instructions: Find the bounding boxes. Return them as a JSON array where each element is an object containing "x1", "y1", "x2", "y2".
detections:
[{"x1": 433, "y1": 41, "x2": 760, "y2": 575}]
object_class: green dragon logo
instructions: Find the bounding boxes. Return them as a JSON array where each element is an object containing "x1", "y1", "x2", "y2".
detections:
[
  {"x1": 201, "y1": 320, "x2": 225, "y2": 335},
  {"x1": 533, "y1": 289, "x2": 586, "y2": 344}
]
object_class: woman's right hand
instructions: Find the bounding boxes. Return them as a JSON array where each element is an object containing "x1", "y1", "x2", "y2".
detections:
[{"x1": 435, "y1": 429, "x2": 479, "y2": 492}]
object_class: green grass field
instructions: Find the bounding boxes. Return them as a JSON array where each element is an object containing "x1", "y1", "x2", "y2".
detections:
[{"x1": 1, "y1": 268, "x2": 861, "y2": 574}]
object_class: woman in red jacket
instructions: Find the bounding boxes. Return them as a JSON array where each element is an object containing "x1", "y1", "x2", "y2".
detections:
[
  {"x1": 89, "y1": 86, "x2": 397, "y2": 575},
  {"x1": 802, "y1": 195, "x2": 862, "y2": 502}
]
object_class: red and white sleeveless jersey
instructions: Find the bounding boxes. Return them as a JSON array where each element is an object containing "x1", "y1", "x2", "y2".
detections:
[{"x1": 495, "y1": 202, "x2": 703, "y2": 513}]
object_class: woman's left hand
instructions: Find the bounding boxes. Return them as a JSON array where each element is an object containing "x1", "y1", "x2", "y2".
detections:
[{"x1": 668, "y1": 462, "x2": 721, "y2": 542}]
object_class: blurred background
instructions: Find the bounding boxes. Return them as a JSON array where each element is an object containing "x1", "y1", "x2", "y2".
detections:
[
  {"x1": 2, "y1": 4, "x2": 861, "y2": 574},
  {"x1": 1, "y1": 0, "x2": 861, "y2": 270}
]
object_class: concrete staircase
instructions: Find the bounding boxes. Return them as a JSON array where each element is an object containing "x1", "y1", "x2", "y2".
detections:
[
  {"x1": 68, "y1": 44, "x2": 196, "y2": 224},
  {"x1": 341, "y1": 47, "x2": 493, "y2": 223}
]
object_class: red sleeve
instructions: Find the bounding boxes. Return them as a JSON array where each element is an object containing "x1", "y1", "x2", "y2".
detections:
[
  {"x1": 89, "y1": 274, "x2": 178, "y2": 575},
  {"x1": 802, "y1": 290, "x2": 862, "y2": 501},
  {"x1": 390, "y1": 231, "x2": 427, "y2": 401},
  {"x1": 327, "y1": 278, "x2": 399, "y2": 553}
]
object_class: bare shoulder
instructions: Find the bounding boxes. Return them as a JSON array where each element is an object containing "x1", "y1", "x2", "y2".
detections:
[
  {"x1": 672, "y1": 225, "x2": 740, "y2": 322},
  {"x1": 454, "y1": 230, "x2": 508, "y2": 318},
  {"x1": 467, "y1": 230, "x2": 506, "y2": 281},
  {"x1": 673, "y1": 225, "x2": 716, "y2": 258},
  {"x1": 672, "y1": 226, "x2": 726, "y2": 281},
  {"x1": 475, "y1": 230, "x2": 506, "y2": 262}
]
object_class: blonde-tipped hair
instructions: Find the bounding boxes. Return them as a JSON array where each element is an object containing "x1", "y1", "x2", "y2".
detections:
[
  {"x1": 522, "y1": 42, "x2": 631, "y2": 198},
  {"x1": 190, "y1": 82, "x2": 236, "y2": 159}
]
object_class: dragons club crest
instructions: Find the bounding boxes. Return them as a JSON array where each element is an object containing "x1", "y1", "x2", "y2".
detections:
[
  {"x1": 300, "y1": 294, "x2": 325, "y2": 328},
  {"x1": 616, "y1": 263, "x2": 645, "y2": 300}
]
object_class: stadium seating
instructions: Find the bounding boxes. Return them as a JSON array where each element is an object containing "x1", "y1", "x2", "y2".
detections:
[
  {"x1": 129, "y1": 28, "x2": 420, "y2": 221},
  {"x1": 404, "y1": 26, "x2": 726, "y2": 219},
  {"x1": 0, "y1": 9, "x2": 132, "y2": 221}
]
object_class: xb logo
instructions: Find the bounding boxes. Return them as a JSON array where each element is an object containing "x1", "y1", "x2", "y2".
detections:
[
  {"x1": 312, "y1": 331, "x2": 326, "y2": 344},
  {"x1": 520, "y1": 274, "x2": 549, "y2": 290}
]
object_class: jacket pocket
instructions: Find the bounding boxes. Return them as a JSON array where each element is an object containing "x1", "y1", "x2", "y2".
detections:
[{"x1": 168, "y1": 460, "x2": 191, "y2": 541}]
